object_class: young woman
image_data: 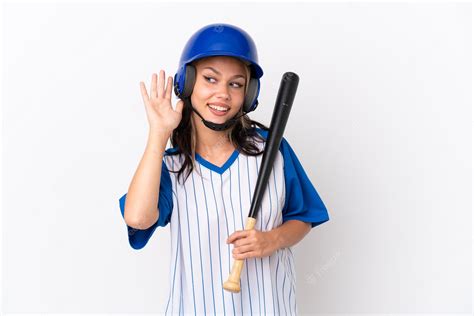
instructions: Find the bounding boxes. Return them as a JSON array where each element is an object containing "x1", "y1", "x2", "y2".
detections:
[{"x1": 119, "y1": 23, "x2": 329, "y2": 315}]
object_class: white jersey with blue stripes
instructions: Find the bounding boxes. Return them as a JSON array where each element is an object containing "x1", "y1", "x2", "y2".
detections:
[{"x1": 119, "y1": 128, "x2": 330, "y2": 315}]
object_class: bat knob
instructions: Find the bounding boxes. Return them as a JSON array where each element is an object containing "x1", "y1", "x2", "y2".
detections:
[{"x1": 223, "y1": 280, "x2": 241, "y2": 293}]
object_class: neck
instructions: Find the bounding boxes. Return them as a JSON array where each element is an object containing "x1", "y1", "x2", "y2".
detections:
[{"x1": 192, "y1": 114, "x2": 234, "y2": 155}]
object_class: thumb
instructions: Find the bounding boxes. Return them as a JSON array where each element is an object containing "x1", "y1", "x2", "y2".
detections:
[{"x1": 175, "y1": 100, "x2": 184, "y2": 114}]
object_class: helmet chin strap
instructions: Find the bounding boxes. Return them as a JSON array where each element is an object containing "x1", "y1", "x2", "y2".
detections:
[{"x1": 186, "y1": 98, "x2": 247, "y2": 132}]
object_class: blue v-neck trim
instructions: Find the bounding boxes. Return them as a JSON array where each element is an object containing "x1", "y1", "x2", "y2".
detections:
[{"x1": 195, "y1": 149, "x2": 240, "y2": 175}]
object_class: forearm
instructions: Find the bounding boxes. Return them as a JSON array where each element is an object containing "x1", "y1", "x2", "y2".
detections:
[
  {"x1": 124, "y1": 129, "x2": 170, "y2": 229},
  {"x1": 270, "y1": 220, "x2": 311, "y2": 250}
]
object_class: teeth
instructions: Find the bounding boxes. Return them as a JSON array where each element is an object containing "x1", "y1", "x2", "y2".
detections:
[{"x1": 208, "y1": 104, "x2": 229, "y2": 112}]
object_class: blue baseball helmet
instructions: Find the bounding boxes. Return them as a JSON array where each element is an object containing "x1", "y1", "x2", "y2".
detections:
[{"x1": 174, "y1": 23, "x2": 263, "y2": 113}]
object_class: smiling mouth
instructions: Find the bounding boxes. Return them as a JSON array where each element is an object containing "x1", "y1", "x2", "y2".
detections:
[
  {"x1": 207, "y1": 104, "x2": 230, "y2": 112},
  {"x1": 207, "y1": 105, "x2": 231, "y2": 117}
]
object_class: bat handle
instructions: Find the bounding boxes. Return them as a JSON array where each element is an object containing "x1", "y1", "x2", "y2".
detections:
[{"x1": 223, "y1": 216, "x2": 257, "y2": 293}]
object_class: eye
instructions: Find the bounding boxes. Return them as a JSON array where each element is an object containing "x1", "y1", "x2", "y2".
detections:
[
  {"x1": 203, "y1": 75, "x2": 216, "y2": 83},
  {"x1": 231, "y1": 82, "x2": 244, "y2": 88}
]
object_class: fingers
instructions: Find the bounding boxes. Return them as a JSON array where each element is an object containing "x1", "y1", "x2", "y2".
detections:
[
  {"x1": 150, "y1": 73, "x2": 157, "y2": 99},
  {"x1": 233, "y1": 244, "x2": 253, "y2": 255},
  {"x1": 227, "y1": 230, "x2": 249, "y2": 244},
  {"x1": 226, "y1": 228, "x2": 257, "y2": 243},
  {"x1": 140, "y1": 81, "x2": 150, "y2": 104},
  {"x1": 233, "y1": 249, "x2": 258, "y2": 260},
  {"x1": 146, "y1": 70, "x2": 173, "y2": 100},
  {"x1": 157, "y1": 70, "x2": 165, "y2": 98},
  {"x1": 232, "y1": 237, "x2": 252, "y2": 247},
  {"x1": 164, "y1": 75, "x2": 173, "y2": 99}
]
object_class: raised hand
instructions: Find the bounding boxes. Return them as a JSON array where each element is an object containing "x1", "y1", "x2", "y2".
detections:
[{"x1": 140, "y1": 70, "x2": 184, "y2": 136}]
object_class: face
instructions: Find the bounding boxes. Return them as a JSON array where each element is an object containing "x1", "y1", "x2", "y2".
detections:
[{"x1": 190, "y1": 56, "x2": 247, "y2": 124}]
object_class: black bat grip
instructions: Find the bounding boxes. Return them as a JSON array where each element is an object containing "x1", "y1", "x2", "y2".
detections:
[{"x1": 248, "y1": 72, "x2": 299, "y2": 219}]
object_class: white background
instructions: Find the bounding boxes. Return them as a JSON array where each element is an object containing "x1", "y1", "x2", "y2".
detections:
[{"x1": 1, "y1": 1, "x2": 472, "y2": 315}]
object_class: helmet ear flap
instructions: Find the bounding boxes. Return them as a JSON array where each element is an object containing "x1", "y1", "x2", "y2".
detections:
[
  {"x1": 174, "y1": 64, "x2": 196, "y2": 99},
  {"x1": 243, "y1": 77, "x2": 259, "y2": 113}
]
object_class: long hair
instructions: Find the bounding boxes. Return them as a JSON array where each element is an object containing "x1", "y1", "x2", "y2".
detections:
[{"x1": 168, "y1": 61, "x2": 269, "y2": 184}]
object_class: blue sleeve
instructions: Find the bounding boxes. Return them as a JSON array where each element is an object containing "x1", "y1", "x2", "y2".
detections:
[
  {"x1": 118, "y1": 158, "x2": 173, "y2": 250},
  {"x1": 280, "y1": 137, "x2": 329, "y2": 228}
]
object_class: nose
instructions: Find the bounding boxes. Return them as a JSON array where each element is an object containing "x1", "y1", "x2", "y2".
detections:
[{"x1": 215, "y1": 83, "x2": 231, "y2": 100}]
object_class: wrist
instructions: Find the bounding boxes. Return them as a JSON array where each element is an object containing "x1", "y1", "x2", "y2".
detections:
[
  {"x1": 146, "y1": 130, "x2": 170, "y2": 153},
  {"x1": 269, "y1": 228, "x2": 282, "y2": 251},
  {"x1": 149, "y1": 128, "x2": 171, "y2": 140}
]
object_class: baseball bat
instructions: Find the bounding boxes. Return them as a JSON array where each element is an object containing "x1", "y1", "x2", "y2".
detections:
[{"x1": 223, "y1": 72, "x2": 299, "y2": 293}]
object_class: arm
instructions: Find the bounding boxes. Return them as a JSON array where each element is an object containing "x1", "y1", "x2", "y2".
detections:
[
  {"x1": 123, "y1": 128, "x2": 170, "y2": 229},
  {"x1": 122, "y1": 71, "x2": 183, "y2": 234},
  {"x1": 270, "y1": 219, "x2": 311, "y2": 250}
]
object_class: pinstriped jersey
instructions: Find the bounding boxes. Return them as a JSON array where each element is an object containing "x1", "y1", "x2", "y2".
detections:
[{"x1": 119, "y1": 128, "x2": 330, "y2": 315}]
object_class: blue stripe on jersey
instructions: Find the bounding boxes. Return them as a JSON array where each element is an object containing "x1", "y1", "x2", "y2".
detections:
[
  {"x1": 275, "y1": 249, "x2": 281, "y2": 315},
  {"x1": 287, "y1": 249, "x2": 296, "y2": 316},
  {"x1": 267, "y1": 168, "x2": 277, "y2": 314},
  {"x1": 281, "y1": 250, "x2": 287, "y2": 315},
  {"x1": 272, "y1": 167, "x2": 281, "y2": 229},
  {"x1": 180, "y1": 272, "x2": 184, "y2": 316},
  {"x1": 254, "y1": 155, "x2": 267, "y2": 315},
  {"x1": 182, "y1": 172, "x2": 197, "y2": 315},
  {"x1": 207, "y1": 167, "x2": 227, "y2": 315},
  {"x1": 176, "y1": 157, "x2": 185, "y2": 316},
  {"x1": 169, "y1": 158, "x2": 178, "y2": 315},
  {"x1": 246, "y1": 155, "x2": 262, "y2": 315},
  {"x1": 190, "y1": 172, "x2": 207, "y2": 314},
  {"x1": 165, "y1": 193, "x2": 179, "y2": 315},
  {"x1": 219, "y1": 173, "x2": 237, "y2": 314},
  {"x1": 286, "y1": 259, "x2": 293, "y2": 313},
  {"x1": 228, "y1": 165, "x2": 245, "y2": 315},
  {"x1": 179, "y1": 205, "x2": 184, "y2": 314},
  {"x1": 265, "y1": 168, "x2": 273, "y2": 313},
  {"x1": 289, "y1": 248, "x2": 297, "y2": 313},
  {"x1": 265, "y1": 178, "x2": 273, "y2": 229},
  {"x1": 197, "y1": 164, "x2": 217, "y2": 315},
  {"x1": 165, "y1": 157, "x2": 173, "y2": 315},
  {"x1": 237, "y1": 155, "x2": 253, "y2": 315},
  {"x1": 271, "y1": 168, "x2": 281, "y2": 315}
]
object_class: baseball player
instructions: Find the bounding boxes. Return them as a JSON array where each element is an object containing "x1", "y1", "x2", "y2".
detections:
[{"x1": 119, "y1": 23, "x2": 329, "y2": 315}]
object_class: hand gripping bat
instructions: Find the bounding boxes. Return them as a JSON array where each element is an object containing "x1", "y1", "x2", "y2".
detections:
[{"x1": 223, "y1": 72, "x2": 300, "y2": 293}]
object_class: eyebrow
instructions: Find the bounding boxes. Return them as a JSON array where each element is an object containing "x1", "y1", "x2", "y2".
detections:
[{"x1": 203, "y1": 67, "x2": 245, "y2": 79}]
